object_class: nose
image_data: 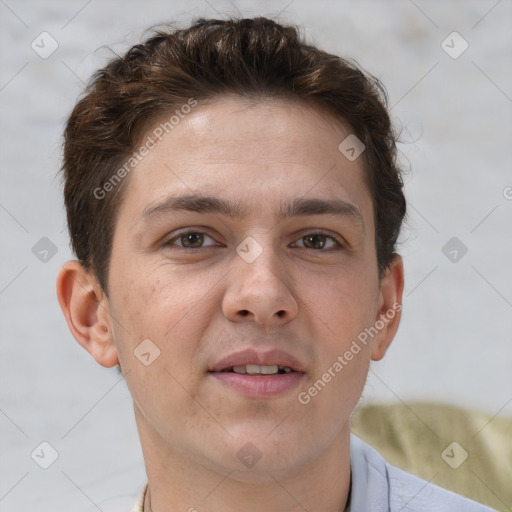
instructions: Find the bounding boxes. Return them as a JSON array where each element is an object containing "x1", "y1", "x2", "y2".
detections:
[{"x1": 222, "y1": 241, "x2": 298, "y2": 328}]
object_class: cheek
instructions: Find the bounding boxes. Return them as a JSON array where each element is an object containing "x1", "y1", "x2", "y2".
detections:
[
  {"x1": 303, "y1": 266, "x2": 377, "y2": 338},
  {"x1": 301, "y1": 266, "x2": 377, "y2": 402},
  {"x1": 110, "y1": 265, "x2": 211, "y2": 423},
  {"x1": 113, "y1": 260, "x2": 193, "y2": 331},
  {"x1": 110, "y1": 261, "x2": 216, "y2": 375}
]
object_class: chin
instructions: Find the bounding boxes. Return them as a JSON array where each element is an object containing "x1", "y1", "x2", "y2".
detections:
[
  {"x1": 223, "y1": 428, "x2": 312, "y2": 475},
  {"x1": 225, "y1": 455, "x2": 310, "y2": 484}
]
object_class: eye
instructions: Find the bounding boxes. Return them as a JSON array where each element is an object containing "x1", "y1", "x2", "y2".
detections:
[
  {"x1": 164, "y1": 231, "x2": 219, "y2": 249},
  {"x1": 293, "y1": 233, "x2": 343, "y2": 250},
  {"x1": 163, "y1": 230, "x2": 343, "y2": 251}
]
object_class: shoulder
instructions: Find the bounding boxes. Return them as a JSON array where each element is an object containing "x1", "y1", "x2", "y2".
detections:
[
  {"x1": 349, "y1": 434, "x2": 497, "y2": 512},
  {"x1": 386, "y1": 463, "x2": 496, "y2": 511}
]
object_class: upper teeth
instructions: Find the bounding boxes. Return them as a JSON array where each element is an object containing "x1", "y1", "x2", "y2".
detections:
[{"x1": 232, "y1": 364, "x2": 292, "y2": 374}]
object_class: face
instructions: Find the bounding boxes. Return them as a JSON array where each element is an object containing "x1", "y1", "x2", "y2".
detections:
[{"x1": 104, "y1": 96, "x2": 394, "y2": 479}]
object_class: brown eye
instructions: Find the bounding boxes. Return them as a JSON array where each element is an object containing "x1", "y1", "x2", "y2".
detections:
[
  {"x1": 295, "y1": 233, "x2": 341, "y2": 250},
  {"x1": 179, "y1": 233, "x2": 204, "y2": 248},
  {"x1": 165, "y1": 231, "x2": 217, "y2": 249}
]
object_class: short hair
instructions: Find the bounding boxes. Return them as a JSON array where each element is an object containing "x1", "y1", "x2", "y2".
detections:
[{"x1": 61, "y1": 16, "x2": 406, "y2": 294}]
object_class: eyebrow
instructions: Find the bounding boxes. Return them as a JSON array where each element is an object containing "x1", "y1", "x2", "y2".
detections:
[{"x1": 140, "y1": 194, "x2": 365, "y2": 228}]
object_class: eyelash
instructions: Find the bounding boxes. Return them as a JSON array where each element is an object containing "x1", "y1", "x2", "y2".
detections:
[{"x1": 163, "y1": 229, "x2": 344, "y2": 251}]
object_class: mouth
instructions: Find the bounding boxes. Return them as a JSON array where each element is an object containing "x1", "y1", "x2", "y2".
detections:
[
  {"x1": 208, "y1": 349, "x2": 306, "y2": 398},
  {"x1": 219, "y1": 364, "x2": 294, "y2": 375}
]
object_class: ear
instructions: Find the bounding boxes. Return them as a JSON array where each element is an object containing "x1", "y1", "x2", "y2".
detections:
[
  {"x1": 56, "y1": 260, "x2": 119, "y2": 368},
  {"x1": 371, "y1": 254, "x2": 404, "y2": 361}
]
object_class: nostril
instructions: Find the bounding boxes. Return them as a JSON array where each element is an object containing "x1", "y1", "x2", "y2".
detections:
[{"x1": 277, "y1": 310, "x2": 285, "y2": 317}]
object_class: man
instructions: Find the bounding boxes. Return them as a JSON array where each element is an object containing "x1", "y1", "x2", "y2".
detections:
[{"x1": 56, "y1": 16, "x2": 497, "y2": 511}]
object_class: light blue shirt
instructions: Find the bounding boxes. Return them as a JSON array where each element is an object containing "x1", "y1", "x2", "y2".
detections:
[{"x1": 349, "y1": 434, "x2": 497, "y2": 511}]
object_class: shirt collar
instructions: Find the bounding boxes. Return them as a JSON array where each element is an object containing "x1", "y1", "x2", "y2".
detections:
[{"x1": 132, "y1": 482, "x2": 147, "y2": 512}]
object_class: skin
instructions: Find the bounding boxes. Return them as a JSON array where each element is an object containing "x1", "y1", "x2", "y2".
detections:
[{"x1": 57, "y1": 96, "x2": 404, "y2": 512}]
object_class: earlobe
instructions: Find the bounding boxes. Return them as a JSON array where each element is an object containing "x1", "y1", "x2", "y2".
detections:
[
  {"x1": 371, "y1": 255, "x2": 404, "y2": 361},
  {"x1": 56, "y1": 260, "x2": 119, "y2": 368}
]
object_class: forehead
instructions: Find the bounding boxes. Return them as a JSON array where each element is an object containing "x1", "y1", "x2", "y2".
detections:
[{"x1": 117, "y1": 95, "x2": 373, "y2": 227}]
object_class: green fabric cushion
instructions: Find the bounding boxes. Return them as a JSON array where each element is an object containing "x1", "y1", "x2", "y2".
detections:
[{"x1": 351, "y1": 401, "x2": 512, "y2": 511}]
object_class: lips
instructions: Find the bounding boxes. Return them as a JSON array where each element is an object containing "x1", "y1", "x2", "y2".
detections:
[
  {"x1": 209, "y1": 348, "x2": 306, "y2": 373},
  {"x1": 209, "y1": 348, "x2": 306, "y2": 398}
]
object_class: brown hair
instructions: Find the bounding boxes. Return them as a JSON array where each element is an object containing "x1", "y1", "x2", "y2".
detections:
[{"x1": 61, "y1": 16, "x2": 406, "y2": 294}]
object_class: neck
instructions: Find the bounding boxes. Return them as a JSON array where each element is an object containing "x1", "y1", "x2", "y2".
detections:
[{"x1": 136, "y1": 409, "x2": 352, "y2": 512}]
